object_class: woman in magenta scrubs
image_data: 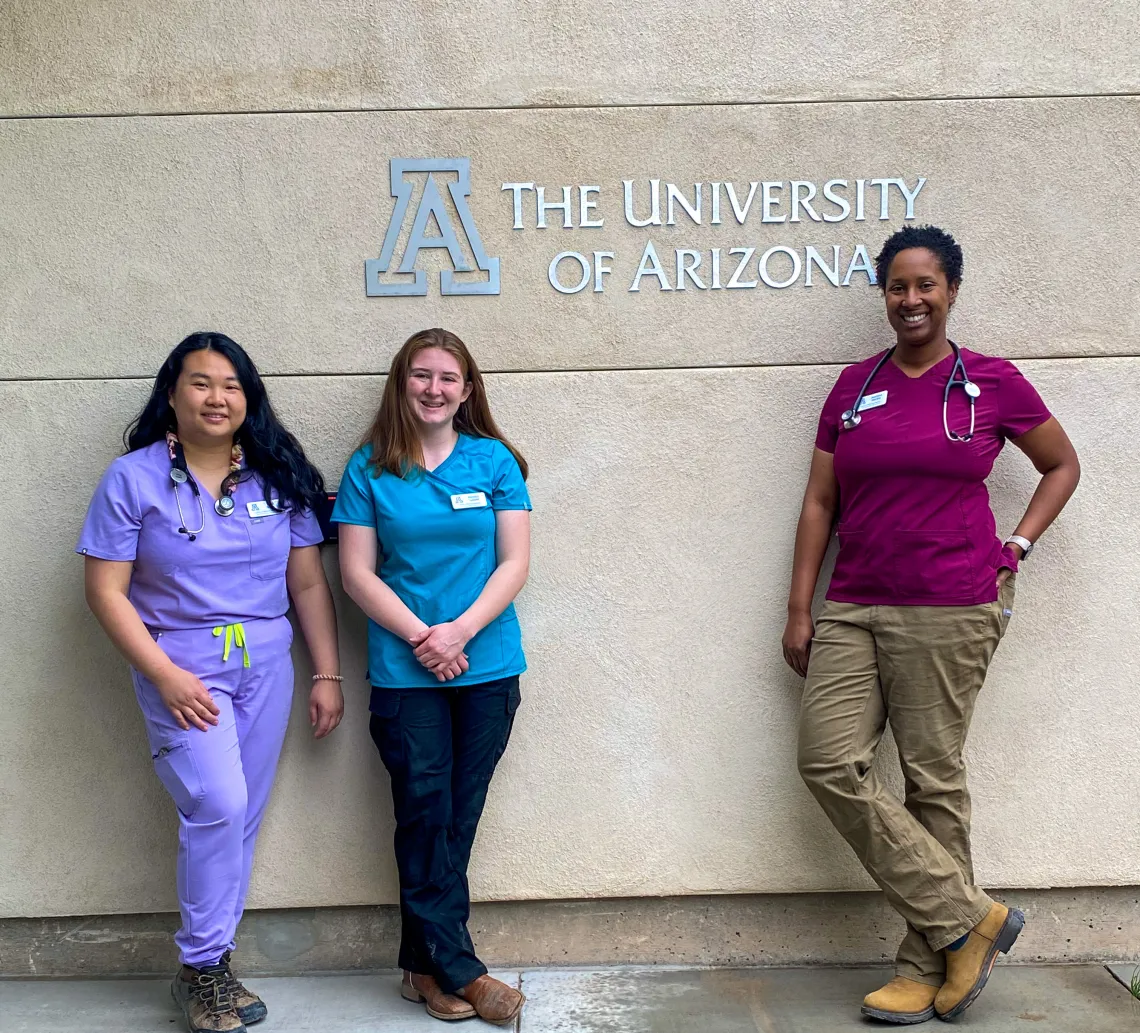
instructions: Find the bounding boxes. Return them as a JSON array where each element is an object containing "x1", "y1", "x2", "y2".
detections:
[
  {"x1": 784, "y1": 226, "x2": 1080, "y2": 1025},
  {"x1": 79, "y1": 332, "x2": 342, "y2": 1033}
]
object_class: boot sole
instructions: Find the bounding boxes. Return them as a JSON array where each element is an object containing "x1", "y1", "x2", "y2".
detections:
[
  {"x1": 861, "y1": 1003, "x2": 936, "y2": 1024},
  {"x1": 937, "y1": 908, "x2": 1025, "y2": 1022},
  {"x1": 402, "y1": 984, "x2": 478, "y2": 1021}
]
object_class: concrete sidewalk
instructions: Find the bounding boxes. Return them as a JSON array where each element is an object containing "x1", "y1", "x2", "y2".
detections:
[{"x1": 1, "y1": 965, "x2": 1134, "y2": 1032}]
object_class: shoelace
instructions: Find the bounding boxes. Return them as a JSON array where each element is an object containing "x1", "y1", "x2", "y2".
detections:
[
  {"x1": 218, "y1": 964, "x2": 252, "y2": 1001},
  {"x1": 191, "y1": 972, "x2": 236, "y2": 1016}
]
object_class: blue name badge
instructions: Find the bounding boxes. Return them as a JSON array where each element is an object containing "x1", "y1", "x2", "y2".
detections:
[{"x1": 857, "y1": 390, "x2": 888, "y2": 413}]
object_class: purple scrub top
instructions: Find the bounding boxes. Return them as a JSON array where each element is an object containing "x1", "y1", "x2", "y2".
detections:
[
  {"x1": 76, "y1": 441, "x2": 323, "y2": 630},
  {"x1": 816, "y1": 347, "x2": 1051, "y2": 607}
]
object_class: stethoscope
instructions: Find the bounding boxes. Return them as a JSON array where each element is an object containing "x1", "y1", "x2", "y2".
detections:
[
  {"x1": 170, "y1": 466, "x2": 236, "y2": 541},
  {"x1": 841, "y1": 341, "x2": 980, "y2": 442}
]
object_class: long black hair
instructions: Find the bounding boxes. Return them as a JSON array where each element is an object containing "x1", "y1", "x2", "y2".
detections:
[{"x1": 125, "y1": 332, "x2": 326, "y2": 513}]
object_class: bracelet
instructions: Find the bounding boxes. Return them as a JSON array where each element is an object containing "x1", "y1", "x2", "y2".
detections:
[{"x1": 311, "y1": 674, "x2": 343, "y2": 683}]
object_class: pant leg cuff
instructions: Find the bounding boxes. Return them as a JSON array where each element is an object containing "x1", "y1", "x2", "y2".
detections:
[
  {"x1": 895, "y1": 967, "x2": 943, "y2": 987},
  {"x1": 928, "y1": 898, "x2": 994, "y2": 953},
  {"x1": 181, "y1": 950, "x2": 227, "y2": 969},
  {"x1": 397, "y1": 952, "x2": 422, "y2": 974},
  {"x1": 437, "y1": 961, "x2": 488, "y2": 995}
]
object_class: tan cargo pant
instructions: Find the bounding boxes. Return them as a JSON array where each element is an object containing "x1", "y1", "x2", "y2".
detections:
[{"x1": 797, "y1": 578, "x2": 1015, "y2": 986}]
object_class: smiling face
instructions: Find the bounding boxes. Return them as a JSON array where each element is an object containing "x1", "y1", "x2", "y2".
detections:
[
  {"x1": 884, "y1": 247, "x2": 959, "y2": 349},
  {"x1": 168, "y1": 348, "x2": 247, "y2": 444},
  {"x1": 404, "y1": 346, "x2": 472, "y2": 430}
]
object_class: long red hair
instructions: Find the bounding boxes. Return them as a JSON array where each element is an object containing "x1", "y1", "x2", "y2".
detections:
[{"x1": 362, "y1": 328, "x2": 528, "y2": 479}]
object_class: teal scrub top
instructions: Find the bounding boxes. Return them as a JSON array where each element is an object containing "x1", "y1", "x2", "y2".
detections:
[{"x1": 331, "y1": 434, "x2": 531, "y2": 690}]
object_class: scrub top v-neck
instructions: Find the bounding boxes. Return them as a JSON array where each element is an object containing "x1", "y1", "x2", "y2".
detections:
[{"x1": 331, "y1": 434, "x2": 532, "y2": 691}]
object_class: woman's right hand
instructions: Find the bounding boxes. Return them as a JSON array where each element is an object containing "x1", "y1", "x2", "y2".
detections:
[
  {"x1": 782, "y1": 610, "x2": 815, "y2": 678},
  {"x1": 154, "y1": 666, "x2": 221, "y2": 731}
]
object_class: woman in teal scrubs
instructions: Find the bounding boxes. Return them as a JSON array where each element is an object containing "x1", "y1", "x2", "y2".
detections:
[{"x1": 333, "y1": 328, "x2": 530, "y2": 1026}]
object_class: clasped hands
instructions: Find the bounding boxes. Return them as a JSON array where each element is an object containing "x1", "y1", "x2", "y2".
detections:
[{"x1": 409, "y1": 620, "x2": 472, "y2": 682}]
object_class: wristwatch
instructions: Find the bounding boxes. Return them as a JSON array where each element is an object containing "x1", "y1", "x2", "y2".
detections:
[{"x1": 1004, "y1": 534, "x2": 1034, "y2": 560}]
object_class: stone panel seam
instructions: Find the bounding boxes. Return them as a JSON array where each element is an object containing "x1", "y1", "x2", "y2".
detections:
[
  {"x1": 1, "y1": 91, "x2": 1138, "y2": 123},
  {"x1": 2, "y1": 355, "x2": 1137, "y2": 384}
]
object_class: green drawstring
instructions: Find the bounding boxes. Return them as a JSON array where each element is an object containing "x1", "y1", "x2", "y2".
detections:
[{"x1": 212, "y1": 623, "x2": 251, "y2": 668}]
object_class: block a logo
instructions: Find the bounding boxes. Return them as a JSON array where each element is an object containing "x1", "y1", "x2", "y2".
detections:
[{"x1": 365, "y1": 158, "x2": 500, "y2": 296}]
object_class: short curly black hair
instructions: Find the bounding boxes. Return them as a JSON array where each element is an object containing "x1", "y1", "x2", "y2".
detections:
[{"x1": 874, "y1": 225, "x2": 963, "y2": 291}]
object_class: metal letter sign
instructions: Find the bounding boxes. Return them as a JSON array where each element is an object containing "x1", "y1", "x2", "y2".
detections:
[{"x1": 365, "y1": 158, "x2": 500, "y2": 296}]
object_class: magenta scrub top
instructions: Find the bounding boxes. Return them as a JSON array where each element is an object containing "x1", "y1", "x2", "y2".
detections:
[
  {"x1": 815, "y1": 347, "x2": 1051, "y2": 607},
  {"x1": 76, "y1": 441, "x2": 323, "y2": 629}
]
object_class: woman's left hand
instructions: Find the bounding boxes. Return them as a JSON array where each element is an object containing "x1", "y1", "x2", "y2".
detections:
[
  {"x1": 411, "y1": 622, "x2": 471, "y2": 669},
  {"x1": 309, "y1": 679, "x2": 345, "y2": 739},
  {"x1": 996, "y1": 567, "x2": 1013, "y2": 588}
]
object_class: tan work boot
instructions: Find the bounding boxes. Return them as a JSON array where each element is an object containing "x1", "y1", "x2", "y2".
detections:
[
  {"x1": 457, "y1": 974, "x2": 526, "y2": 1026},
  {"x1": 219, "y1": 951, "x2": 267, "y2": 1025},
  {"x1": 935, "y1": 903, "x2": 1025, "y2": 1020},
  {"x1": 171, "y1": 963, "x2": 246, "y2": 1033},
  {"x1": 861, "y1": 976, "x2": 939, "y2": 1024},
  {"x1": 401, "y1": 971, "x2": 477, "y2": 1021}
]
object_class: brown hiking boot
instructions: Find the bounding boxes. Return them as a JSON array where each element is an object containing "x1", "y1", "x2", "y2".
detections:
[
  {"x1": 171, "y1": 963, "x2": 246, "y2": 1033},
  {"x1": 457, "y1": 974, "x2": 526, "y2": 1026},
  {"x1": 401, "y1": 970, "x2": 477, "y2": 1021},
  {"x1": 217, "y1": 951, "x2": 267, "y2": 1025}
]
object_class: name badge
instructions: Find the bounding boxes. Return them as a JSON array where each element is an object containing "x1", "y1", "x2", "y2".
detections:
[
  {"x1": 857, "y1": 390, "x2": 888, "y2": 413},
  {"x1": 451, "y1": 492, "x2": 488, "y2": 510},
  {"x1": 246, "y1": 499, "x2": 283, "y2": 519}
]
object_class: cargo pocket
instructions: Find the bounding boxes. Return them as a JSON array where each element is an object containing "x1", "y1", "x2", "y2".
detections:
[
  {"x1": 506, "y1": 677, "x2": 522, "y2": 716},
  {"x1": 152, "y1": 738, "x2": 205, "y2": 818},
  {"x1": 368, "y1": 691, "x2": 405, "y2": 775},
  {"x1": 496, "y1": 677, "x2": 522, "y2": 764}
]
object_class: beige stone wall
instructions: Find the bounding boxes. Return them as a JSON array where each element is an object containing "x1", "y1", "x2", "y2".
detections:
[
  {"x1": 2, "y1": 3, "x2": 1137, "y2": 918},
  {"x1": 3, "y1": 98, "x2": 1138, "y2": 382},
  {"x1": 3, "y1": 1, "x2": 1138, "y2": 116}
]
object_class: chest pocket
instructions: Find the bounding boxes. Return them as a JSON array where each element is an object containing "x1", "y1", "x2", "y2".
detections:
[{"x1": 246, "y1": 514, "x2": 291, "y2": 581}]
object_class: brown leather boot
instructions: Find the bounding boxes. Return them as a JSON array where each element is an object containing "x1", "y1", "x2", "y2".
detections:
[
  {"x1": 861, "y1": 976, "x2": 939, "y2": 1024},
  {"x1": 401, "y1": 971, "x2": 477, "y2": 1021},
  {"x1": 935, "y1": 903, "x2": 1025, "y2": 1020},
  {"x1": 457, "y1": 974, "x2": 526, "y2": 1026}
]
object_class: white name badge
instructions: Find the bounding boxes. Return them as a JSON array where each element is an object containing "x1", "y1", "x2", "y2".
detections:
[
  {"x1": 451, "y1": 492, "x2": 488, "y2": 510},
  {"x1": 857, "y1": 390, "x2": 888, "y2": 412},
  {"x1": 246, "y1": 499, "x2": 283, "y2": 519}
]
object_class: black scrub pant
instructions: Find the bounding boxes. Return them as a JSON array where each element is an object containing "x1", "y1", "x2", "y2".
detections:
[{"x1": 369, "y1": 676, "x2": 521, "y2": 993}]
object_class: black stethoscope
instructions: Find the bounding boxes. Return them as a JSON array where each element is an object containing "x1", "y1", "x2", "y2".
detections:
[
  {"x1": 170, "y1": 466, "x2": 236, "y2": 541},
  {"x1": 841, "y1": 341, "x2": 980, "y2": 442}
]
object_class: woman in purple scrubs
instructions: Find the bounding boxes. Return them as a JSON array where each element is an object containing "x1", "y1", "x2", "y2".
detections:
[
  {"x1": 78, "y1": 332, "x2": 343, "y2": 1033},
  {"x1": 783, "y1": 226, "x2": 1080, "y2": 1025}
]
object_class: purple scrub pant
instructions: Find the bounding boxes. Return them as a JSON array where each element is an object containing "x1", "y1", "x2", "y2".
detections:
[{"x1": 132, "y1": 616, "x2": 294, "y2": 968}]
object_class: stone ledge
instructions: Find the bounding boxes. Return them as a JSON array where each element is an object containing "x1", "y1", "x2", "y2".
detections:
[{"x1": 2, "y1": 888, "x2": 1136, "y2": 978}]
